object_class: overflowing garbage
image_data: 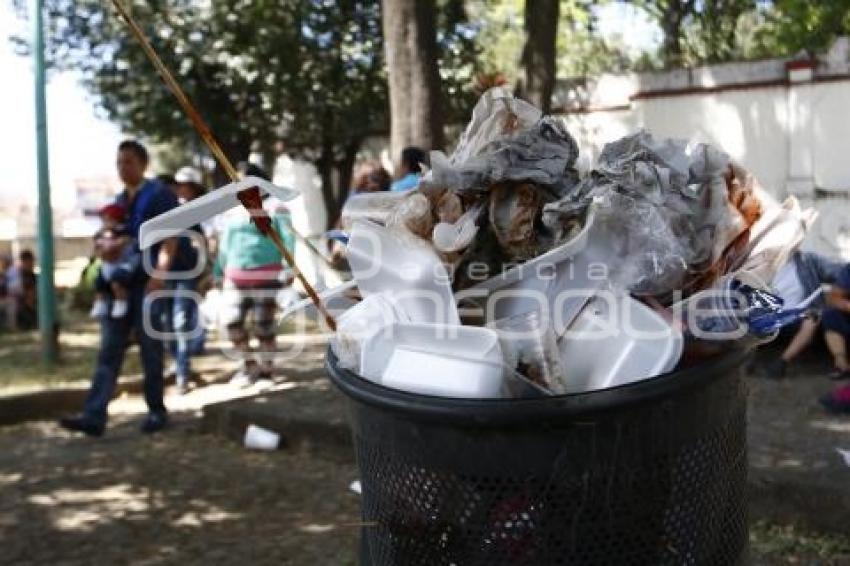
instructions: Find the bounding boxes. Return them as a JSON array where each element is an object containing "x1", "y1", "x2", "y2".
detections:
[{"x1": 329, "y1": 87, "x2": 817, "y2": 399}]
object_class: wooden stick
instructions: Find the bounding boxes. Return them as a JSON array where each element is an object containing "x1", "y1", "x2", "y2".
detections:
[{"x1": 108, "y1": 0, "x2": 336, "y2": 330}]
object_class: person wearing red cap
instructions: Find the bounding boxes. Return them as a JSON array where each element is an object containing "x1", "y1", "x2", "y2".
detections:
[{"x1": 90, "y1": 203, "x2": 136, "y2": 319}]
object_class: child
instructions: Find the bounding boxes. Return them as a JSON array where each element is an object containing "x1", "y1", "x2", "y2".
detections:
[{"x1": 90, "y1": 203, "x2": 136, "y2": 318}]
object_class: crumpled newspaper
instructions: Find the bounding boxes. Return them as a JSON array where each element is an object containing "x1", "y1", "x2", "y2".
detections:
[
  {"x1": 543, "y1": 130, "x2": 761, "y2": 298},
  {"x1": 423, "y1": 87, "x2": 580, "y2": 197},
  {"x1": 728, "y1": 193, "x2": 818, "y2": 285},
  {"x1": 441, "y1": 86, "x2": 542, "y2": 166}
]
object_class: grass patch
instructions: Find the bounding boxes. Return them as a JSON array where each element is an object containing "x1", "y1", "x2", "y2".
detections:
[
  {"x1": 750, "y1": 520, "x2": 850, "y2": 564},
  {"x1": 0, "y1": 311, "x2": 142, "y2": 394}
]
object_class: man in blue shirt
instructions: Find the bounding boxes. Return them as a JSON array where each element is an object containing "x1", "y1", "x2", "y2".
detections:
[
  {"x1": 390, "y1": 146, "x2": 426, "y2": 192},
  {"x1": 60, "y1": 141, "x2": 179, "y2": 436}
]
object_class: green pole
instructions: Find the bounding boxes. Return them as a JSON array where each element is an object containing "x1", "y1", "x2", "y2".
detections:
[{"x1": 33, "y1": 0, "x2": 58, "y2": 364}]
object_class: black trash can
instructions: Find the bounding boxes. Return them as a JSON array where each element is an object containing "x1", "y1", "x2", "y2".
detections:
[{"x1": 327, "y1": 348, "x2": 751, "y2": 566}]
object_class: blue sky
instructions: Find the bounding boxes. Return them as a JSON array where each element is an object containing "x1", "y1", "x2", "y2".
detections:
[{"x1": 3, "y1": 2, "x2": 659, "y2": 210}]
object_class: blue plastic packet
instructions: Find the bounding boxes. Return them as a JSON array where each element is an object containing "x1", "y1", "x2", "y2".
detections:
[{"x1": 326, "y1": 229, "x2": 350, "y2": 245}]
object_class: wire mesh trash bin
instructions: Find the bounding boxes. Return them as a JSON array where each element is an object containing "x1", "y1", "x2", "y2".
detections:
[{"x1": 327, "y1": 348, "x2": 751, "y2": 566}]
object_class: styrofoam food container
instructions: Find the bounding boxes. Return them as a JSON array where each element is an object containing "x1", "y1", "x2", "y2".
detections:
[
  {"x1": 347, "y1": 220, "x2": 460, "y2": 325},
  {"x1": 557, "y1": 293, "x2": 683, "y2": 394},
  {"x1": 330, "y1": 293, "x2": 411, "y2": 371},
  {"x1": 380, "y1": 346, "x2": 506, "y2": 398},
  {"x1": 360, "y1": 322, "x2": 502, "y2": 383}
]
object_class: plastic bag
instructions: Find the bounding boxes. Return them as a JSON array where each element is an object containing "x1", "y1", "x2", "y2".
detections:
[
  {"x1": 428, "y1": 117, "x2": 581, "y2": 196},
  {"x1": 542, "y1": 130, "x2": 762, "y2": 299},
  {"x1": 441, "y1": 86, "x2": 542, "y2": 166},
  {"x1": 386, "y1": 192, "x2": 434, "y2": 240},
  {"x1": 340, "y1": 191, "x2": 409, "y2": 230},
  {"x1": 422, "y1": 87, "x2": 580, "y2": 197}
]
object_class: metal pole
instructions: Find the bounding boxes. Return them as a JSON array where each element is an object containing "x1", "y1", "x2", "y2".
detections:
[{"x1": 33, "y1": 0, "x2": 58, "y2": 363}]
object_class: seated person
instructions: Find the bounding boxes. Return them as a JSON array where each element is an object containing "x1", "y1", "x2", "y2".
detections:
[
  {"x1": 390, "y1": 146, "x2": 426, "y2": 193},
  {"x1": 0, "y1": 254, "x2": 13, "y2": 329},
  {"x1": 6, "y1": 250, "x2": 38, "y2": 330},
  {"x1": 90, "y1": 203, "x2": 138, "y2": 319},
  {"x1": 820, "y1": 263, "x2": 850, "y2": 413},
  {"x1": 762, "y1": 251, "x2": 845, "y2": 378}
]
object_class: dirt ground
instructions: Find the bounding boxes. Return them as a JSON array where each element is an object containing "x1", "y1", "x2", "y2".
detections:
[
  {"x1": 2, "y1": 329, "x2": 849, "y2": 565},
  {"x1": 0, "y1": 414, "x2": 360, "y2": 566}
]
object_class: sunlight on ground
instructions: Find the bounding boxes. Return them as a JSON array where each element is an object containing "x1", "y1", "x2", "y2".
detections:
[
  {"x1": 810, "y1": 419, "x2": 850, "y2": 434},
  {"x1": 172, "y1": 507, "x2": 243, "y2": 527},
  {"x1": 28, "y1": 483, "x2": 151, "y2": 532},
  {"x1": 27, "y1": 482, "x2": 243, "y2": 533},
  {"x1": 298, "y1": 523, "x2": 336, "y2": 534},
  {"x1": 0, "y1": 314, "x2": 140, "y2": 394},
  {"x1": 0, "y1": 471, "x2": 22, "y2": 485}
]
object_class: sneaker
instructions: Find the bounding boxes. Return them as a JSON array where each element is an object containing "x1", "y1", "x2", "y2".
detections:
[
  {"x1": 175, "y1": 379, "x2": 191, "y2": 396},
  {"x1": 230, "y1": 365, "x2": 258, "y2": 388},
  {"x1": 140, "y1": 412, "x2": 168, "y2": 434},
  {"x1": 761, "y1": 359, "x2": 787, "y2": 380},
  {"x1": 89, "y1": 300, "x2": 108, "y2": 319},
  {"x1": 111, "y1": 299, "x2": 129, "y2": 318},
  {"x1": 58, "y1": 416, "x2": 104, "y2": 437},
  {"x1": 827, "y1": 368, "x2": 850, "y2": 381}
]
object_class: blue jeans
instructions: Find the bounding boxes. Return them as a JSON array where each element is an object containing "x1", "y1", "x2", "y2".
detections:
[
  {"x1": 83, "y1": 286, "x2": 166, "y2": 426},
  {"x1": 166, "y1": 279, "x2": 201, "y2": 384}
]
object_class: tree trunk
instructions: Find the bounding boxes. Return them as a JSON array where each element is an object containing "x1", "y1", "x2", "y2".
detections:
[
  {"x1": 660, "y1": 16, "x2": 684, "y2": 67},
  {"x1": 381, "y1": 0, "x2": 444, "y2": 158},
  {"x1": 519, "y1": 0, "x2": 559, "y2": 113},
  {"x1": 409, "y1": 0, "x2": 444, "y2": 150},
  {"x1": 334, "y1": 139, "x2": 362, "y2": 217},
  {"x1": 658, "y1": 0, "x2": 696, "y2": 68},
  {"x1": 316, "y1": 140, "x2": 335, "y2": 230}
]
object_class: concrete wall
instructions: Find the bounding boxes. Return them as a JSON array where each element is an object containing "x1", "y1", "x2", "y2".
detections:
[
  {"x1": 561, "y1": 85, "x2": 793, "y2": 197},
  {"x1": 0, "y1": 237, "x2": 92, "y2": 263},
  {"x1": 555, "y1": 39, "x2": 850, "y2": 258}
]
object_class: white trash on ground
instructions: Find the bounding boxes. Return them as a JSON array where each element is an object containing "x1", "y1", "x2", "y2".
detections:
[{"x1": 244, "y1": 424, "x2": 281, "y2": 451}]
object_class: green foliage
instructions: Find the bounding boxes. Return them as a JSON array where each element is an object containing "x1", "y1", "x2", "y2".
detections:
[
  {"x1": 28, "y1": 0, "x2": 388, "y2": 171},
  {"x1": 683, "y1": 0, "x2": 759, "y2": 64},
  {"x1": 469, "y1": 0, "x2": 631, "y2": 81},
  {"x1": 557, "y1": 1, "x2": 632, "y2": 76},
  {"x1": 634, "y1": 0, "x2": 850, "y2": 66},
  {"x1": 750, "y1": 520, "x2": 850, "y2": 562},
  {"x1": 753, "y1": 0, "x2": 850, "y2": 56},
  {"x1": 18, "y1": 0, "x2": 478, "y2": 212},
  {"x1": 436, "y1": 0, "x2": 484, "y2": 124}
]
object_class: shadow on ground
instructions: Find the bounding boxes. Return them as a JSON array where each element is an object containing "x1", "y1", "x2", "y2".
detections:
[{"x1": 0, "y1": 414, "x2": 360, "y2": 566}]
